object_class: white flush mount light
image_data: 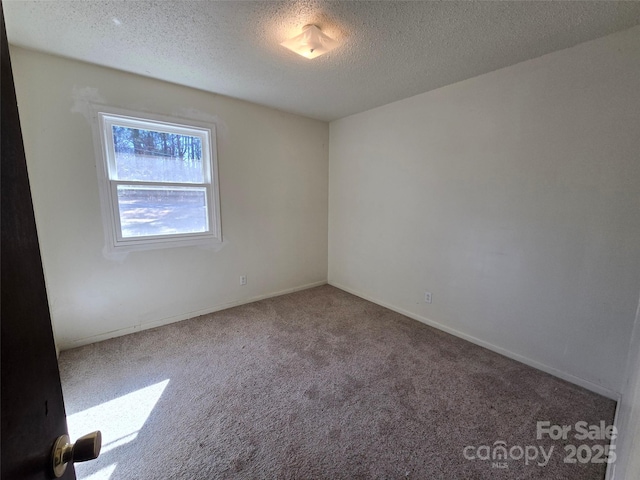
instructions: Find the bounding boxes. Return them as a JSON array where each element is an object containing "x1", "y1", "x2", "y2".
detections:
[{"x1": 280, "y1": 24, "x2": 339, "y2": 59}]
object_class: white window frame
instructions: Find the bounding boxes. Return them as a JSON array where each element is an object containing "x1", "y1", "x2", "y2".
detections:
[{"x1": 91, "y1": 106, "x2": 222, "y2": 254}]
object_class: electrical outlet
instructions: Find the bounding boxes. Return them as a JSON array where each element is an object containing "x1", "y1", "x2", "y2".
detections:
[
  {"x1": 424, "y1": 291, "x2": 432, "y2": 304},
  {"x1": 240, "y1": 275, "x2": 247, "y2": 286}
]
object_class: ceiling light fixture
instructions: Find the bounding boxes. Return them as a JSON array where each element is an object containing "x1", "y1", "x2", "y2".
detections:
[{"x1": 280, "y1": 24, "x2": 338, "y2": 59}]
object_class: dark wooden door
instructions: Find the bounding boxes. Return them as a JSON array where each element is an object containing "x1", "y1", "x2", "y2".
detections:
[{"x1": 1, "y1": 6, "x2": 75, "y2": 480}]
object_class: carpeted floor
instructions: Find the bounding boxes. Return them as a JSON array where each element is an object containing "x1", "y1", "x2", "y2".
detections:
[{"x1": 59, "y1": 285, "x2": 615, "y2": 479}]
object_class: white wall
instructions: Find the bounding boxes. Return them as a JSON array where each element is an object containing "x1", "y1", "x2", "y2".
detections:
[
  {"x1": 11, "y1": 47, "x2": 329, "y2": 350},
  {"x1": 329, "y1": 26, "x2": 640, "y2": 397},
  {"x1": 613, "y1": 294, "x2": 640, "y2": 479}
]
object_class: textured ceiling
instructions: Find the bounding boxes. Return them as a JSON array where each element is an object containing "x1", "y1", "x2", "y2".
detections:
[{"x1": 4, "y1": 1, "x2": 640, "y2": 121}]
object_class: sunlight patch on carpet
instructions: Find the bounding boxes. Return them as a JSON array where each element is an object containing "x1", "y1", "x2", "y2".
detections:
[
  {"x1": 67, "y1": 380, "x2": 169, "y2": 478},
  {"x1": 80, "y1": 464, "x2": 117, "y2": 480}
]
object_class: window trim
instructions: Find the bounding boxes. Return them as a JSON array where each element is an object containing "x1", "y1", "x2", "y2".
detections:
[{"x1": 91, "y1": 105, "x2": 222, "y2": 254}]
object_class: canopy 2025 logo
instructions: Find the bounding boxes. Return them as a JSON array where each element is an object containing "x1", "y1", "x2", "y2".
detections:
[{"x1": 462, "y1": 421, "x2": 616, "y2": 469}]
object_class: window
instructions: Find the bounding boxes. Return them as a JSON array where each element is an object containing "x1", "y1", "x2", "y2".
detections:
[{"x1": 94, "y1": 108, "x2": 221, "y2": 253}]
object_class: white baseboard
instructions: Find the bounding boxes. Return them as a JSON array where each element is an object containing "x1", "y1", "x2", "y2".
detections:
[
  {"x1": 61, "y1": 277, "x2": 619, "y2": 400},
  {"x1": 329, "y1": 281, "x2": 619, "y2": 400},
  {"x1": 60, "y1": 280, "x2": 327, "y2": 351}
]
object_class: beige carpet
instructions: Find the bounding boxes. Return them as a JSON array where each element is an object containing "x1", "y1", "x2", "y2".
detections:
[{"x1": 59, "y1": 285, "x2": 615, "y2": 479}]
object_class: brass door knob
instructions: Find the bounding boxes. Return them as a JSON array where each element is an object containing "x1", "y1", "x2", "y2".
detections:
[{"x1": 51, "y1": 431, "x2": 102, "y2": 478}]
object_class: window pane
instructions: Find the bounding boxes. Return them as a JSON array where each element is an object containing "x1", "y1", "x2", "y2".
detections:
[
  {"x1": 112, "y1": 125, "x2": 204, "y2": 183},
  {"x1": 117, "y1": 186, "x2": 209, "y2": 238}
]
